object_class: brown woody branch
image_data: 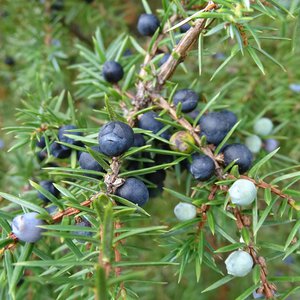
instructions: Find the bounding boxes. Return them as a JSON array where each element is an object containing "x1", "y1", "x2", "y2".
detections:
[
  {"x1": 157, "y1": 1, "x2": 217, "y2": 87},
  {"x1": 233, "y1": 207, "x2": 276, "y2": 299},
  {"x1": 128, "y1": 1, "x2": 217, "y2": 125}
]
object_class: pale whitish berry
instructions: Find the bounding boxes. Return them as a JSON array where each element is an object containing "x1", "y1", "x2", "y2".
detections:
[
  {"x1": 245, "y1": 135, "x2": 262, "y2": 153},
  {"x1": 174, "y1": 202, "x2": 197, "y2": 221},
  {"x1": 225, "y1": 250, "x2": 254, "y2": 277},
  {"x1": 229, "y1": 179, "x2": 257, "y2": 206},
  {"x1": 253, "y1": 118, "x2": 273, "y2": 136},
  {"x1": 12, "y1": 212, "x2": 45, "y2": 243}
]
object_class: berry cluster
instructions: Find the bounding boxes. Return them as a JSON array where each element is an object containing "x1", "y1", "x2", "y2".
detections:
[{"x1": 245, "y1": 117, "x2": 279, "y2": 154}]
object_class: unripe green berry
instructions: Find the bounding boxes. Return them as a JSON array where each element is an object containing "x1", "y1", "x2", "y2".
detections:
[{"x1": 170, "y1": 131, "x2": 195, "y2": 153}]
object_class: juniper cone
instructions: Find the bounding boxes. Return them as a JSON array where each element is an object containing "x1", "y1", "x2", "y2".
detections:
[
  {"x1": 98, "y1": 121, "x2": 134, "y2": 156},
  {"x1": 79, "y1": 146, "x2": 104, "y2": 177},
  {"x1": 115, "y1": 178, "x2": 149, "y2": 206},
  {"x1": 179, "y1": 23, "x2": 191, "y2": 33},
  {"x1": 137, "y1": 13, "x2": 160, "y2": 36},
  {"x1": 158, "y1": 53, "x2": 171, "y2": 67},
  {"x1": 58, "y1": 125, "x2": 82, "y2": 150},
  {"x1": 199, "y1": 110, "x2": 237, "y2": 145},
  {"x1": 1, "y1": 1, "x2": 299, "y2": 300},
  {"x1": 37, "y1": 180, "x2": 60, "y2": 202},
  {"x1": 102, "y1": 61, "x2": 124, "y2": 83},
  {"x1": 173, "y1": 89, "x2": 199, "y2": 113},
  {"x1": 189, "y1": 154, "x2": 215, "y2": 181},
  {"x1": 138, "y1": 111, "x2": 170, "y2": 139},
  {"x1": 222, "y1": 143, "x2": 253, "y2": 173},
  {"x1": 50, "y1": 141, "x2": 72, "y2": 158}
]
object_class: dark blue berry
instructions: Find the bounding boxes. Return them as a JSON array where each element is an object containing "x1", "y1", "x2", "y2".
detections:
[
  {"x1": 38, "y1": 180, "x2": 60, "y2": 202},
  {"x1": 36, "y1": 136, "x2": 46, "y2": 148},
  {"x1": 221, "y1": 110, "x2": 238, "y2": 128},
  {"x1": 50, "y1": 141, "x2": 71, "y2": 158},
  {"x1": 4, "y1": 56, "x2": 15, "y2": 66},
  {"x1": 98, "y1": 121, "x2": 134, "y2": 157},
  {"x1": 145, "y1": 169, "x2": 166, "y2": 184},
  {"x1": 186, "y1": 109, "x2": 200, "y2": 120},
  {"x1": 37, "y1": 150, "x2": 47, "y2": 162},
  {"x1": 102, "y1": 61, "x2": 124, "y2": 83},
  {"x1": 133, "y1": 133, "x2": 146, "y2": 147},
  {"x1": 58, "y1": 125, "x2": 82, "y2": 150},
  {"x1": 222, "y1": 143, "x2": 253, "y2": 173},
  {"x1": 137, "y1": 14, "x2": 160, "y2": 36},
  {"x1": 138, "y1": 111, "x2": 170, "y2": 139},
  {"x1": 189, "y1": 154, "x2": 215, "y2": 180},
  {"x1": 173, "y1": 89, "x2": 199, "y2": 113},
  {"x1": 116, "y1": 178, "x2": 149, "y2": 206},
  {"x1": 199, "y1": 110, "x2": 237, "y2": 145},
  {"x1": 158, "y1": 53, "x2": 170, "y2": 67},
  {"x1": 79, "y1": 146, "x2": 104, "y2": 177},
  {"x1": 75, "y1": 219, "x2": 93, "y2": 243},
  {"x1": 180, "y1": 23, "x2": 191, "y2": 33}
]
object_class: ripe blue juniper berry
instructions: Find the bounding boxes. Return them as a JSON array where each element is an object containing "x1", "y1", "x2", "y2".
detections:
[
  {"x1": 98, "y1": 121, "x2": 134, "y2": 157},
  {"x1": 186, "y1": 109, "x2": 200, "y2": 120},
  {"x1": 36, "y1": 135, "x2": 46, "y2": 148},
  {"x1": 133, "y1": 133, "x2": 146, "y2": 147},
  {"x1": 102, "y1": 61, "x2": 124, "y2": 83},
  {"x1": 199, "y1": 110, "x2": 237, "y2": 145},
  {"x1": 158, "y1": 53, "x2": 170, "y2": 67},
  {"x1": 50, "y1": 141, "x2": 71, "y2": 158},
  {"x1": 138, "y1": 111, "x2": 170, "y2": 139},
  {"x1": 37, "y1": 180, "x2": 60, "y2": 202},
  {"x1": 137, "y1": 13, "x2": 160, "y2": 36},
  {"x1": 115, "y1": 178, "x2": 149, "y2": 206},
  {"x1": 79, "y1": 146, "x2": 104, "y2": 178},
  {"x1": 58, "y1": 125, "x2": 82, "y2": 150},
  {"x1": 222, "y1": 143, "x2": 253, "y2": 173},
  {"x1": 173, "y1": 89, "x2": 199, "y2": 113},
  {"x1": 189, "y1": 154, "x2": 215, "y2": 181},
  {"x1": 74, "y1": 218, "x2": 93, "y2": 243},
  {"x1": 179, "y1": 23, "x2": 191, "y2": 33}
]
